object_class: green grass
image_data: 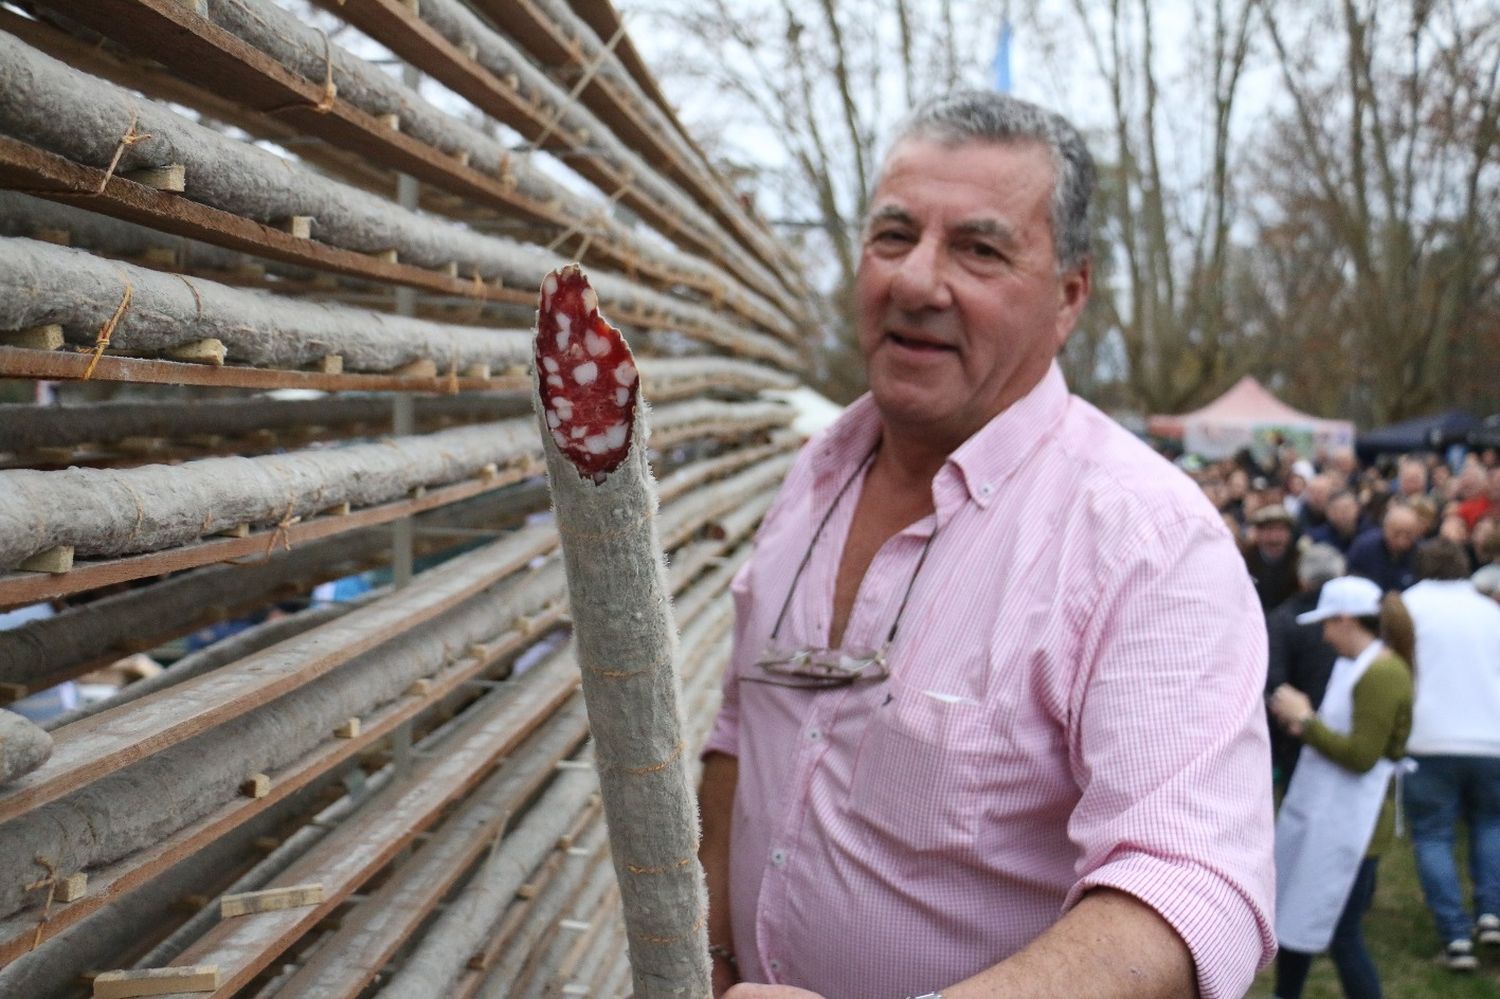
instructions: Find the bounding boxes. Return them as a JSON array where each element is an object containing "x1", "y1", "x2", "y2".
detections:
[{"x1": 1247, "y1": 840, "x2": 1500, "y2": 997}]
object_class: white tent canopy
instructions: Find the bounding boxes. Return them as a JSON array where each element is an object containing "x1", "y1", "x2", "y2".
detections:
[{"x1": 1149, "y1": 376, "x2": 1355, "y2": 460}]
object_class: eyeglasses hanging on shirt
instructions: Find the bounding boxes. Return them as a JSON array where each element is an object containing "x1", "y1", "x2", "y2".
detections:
[{"x1": 748, "y1": 443, "x2": 938, "y2": 689}]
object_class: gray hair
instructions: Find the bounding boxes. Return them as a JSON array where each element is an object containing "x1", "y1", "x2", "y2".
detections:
[
  {"x1": 1298, "y1": 542, "x2": 1347, "y2": 588},
  {"x1": 1474, "y1": 563, "x2": 1500, "y2": 598},
  {"x1": 884, "y1": 90, "x2": 1096, "y2": 271}
]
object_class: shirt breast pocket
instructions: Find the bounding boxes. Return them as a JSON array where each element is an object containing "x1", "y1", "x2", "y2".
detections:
[{"x1": 848, "y1": 684, "x2": 988, "y2": 854}]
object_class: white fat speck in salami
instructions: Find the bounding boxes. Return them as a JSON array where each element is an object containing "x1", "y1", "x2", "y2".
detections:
[{"x1": 533, "y1": 263, "x2": 641, "y2": 478}]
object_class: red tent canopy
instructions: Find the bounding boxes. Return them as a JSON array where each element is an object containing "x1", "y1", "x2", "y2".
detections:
[{"x1": 1148, "y1": 377, "x2": 1354, "y2": 460}]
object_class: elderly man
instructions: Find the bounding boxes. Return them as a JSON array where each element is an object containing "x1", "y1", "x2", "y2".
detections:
[
  {"x1": 1265, "y1": 543, "x2": 1347, "y2": 789},
  {"x1": 1308, "y1": 489, "x2": 1369, "y2": 554},
  {"x1": 703, "y1": 91, "x2": 1274, "y2": 999},
  {"x1": 1346, "y1": 502, "x2": 1423, "y2": 591}
]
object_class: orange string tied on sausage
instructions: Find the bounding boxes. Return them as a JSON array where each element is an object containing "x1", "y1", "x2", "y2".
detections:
[
  {"x1": 82, "y1": 280, "x2": 133, "y2": 380},
  {"x1": 264, "y1": 29, "x2": 337, "y2": 116},
  {"x1": 93, "y1": 110, "x2": 154, "y2": 196}
]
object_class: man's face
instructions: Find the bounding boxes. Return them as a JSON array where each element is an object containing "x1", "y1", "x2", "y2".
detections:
[
  {"x1": 1256, "y1": 522, "x2": 1292, "y2": 560},
  {"x1": 855, "y1": 138, "x2": 1089, "y2": 445},
  {"x1": 1327, "y1": 494, "x2": 1359, "y2": 534},
  {"x1": 1303, "y1": 476, "x2": 1332, "y2": 511},
  {"x1": 1398, "y1": 462, "x2": 1427, "y2": 497},
  {"x1": 1383, "y1": 507, "x2": 1422, "y2": 556}
]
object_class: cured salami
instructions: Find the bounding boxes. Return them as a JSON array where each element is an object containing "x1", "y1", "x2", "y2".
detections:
[{"x1": 535, "y1": 264, "x2": 640, "y2": 480}]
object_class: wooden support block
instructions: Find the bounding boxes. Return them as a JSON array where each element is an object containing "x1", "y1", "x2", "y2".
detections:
[
  {"x1": 372, "y1": 248, "x2": 398, "y2": 264},
  {"x1": 19, "y1": 546, "x2": 73, "y2": 574},
  {"x1": 116, "y1": 436, "x2": 163, "y2": 456},
  {"x1": 515, "y1": 883, "x2": 538, "y2": 899},
  {"x1": 1, "y1": 324, "x2": 65, "y2": 351},
  {"x1": 459, "y1": 40, "x2": 478, "y2": 59},
  {"x1": 240, "y1": 773, "x2": 271, "y2": 799},
  {"x1": 57, "y1": 872, "x2": 88, "y2": 902},
  {"x1": 136, "y1": 247, "x2": 177, "y2": 268},
  {"x1": 229, "y1": 262, "x2": 267, "y2": 281},
  {"x1": 219, "y1": 883, "x2": 324, "y2": 918},
  {"x1": 392, "y1": 358, "x2": 437, "y2": 378},
  {"x1": 320, "y1": 502, "x2": 351, "y2": 517},
  {"x1": 164, "y1": 338, "x2": 226, "y2": 366},
  {"x1": 30, "y1": 445, "x2": 84, "y2": 465},
  {"x1": 311, "y1": 273, "x2": 340, "y2": 290},
  {"x1": 216, "y1": 524, "x2": 250, "y2": 539},
  {"x1": 478, "y1": 462, "x2": 499, "y2": 481},
  {"x1": 405, "y1": 677, "x2": 432, "y2": 696},
  {"x1": 334, "y1": 718, "x2": 360, "y2": 739},
  {"x1": 0, "y1": 682, "x2": 29, "y2": 704},
  {"x1": 252, "y1": 837, "x2": 280, "y2": 852},
  {"x1": 377, "y1": 113, "x2": 400, "y2": 130},
  {"x1": 315, "y1": 354, "x2": 343, "y2": 374},
  {"x1": 442, "y1": 261, "x2": 460, "y2": 278},
  {"x1": 93, "y1": 965, "x2": 219, "y2": 998},
  {"x1": 274, "y1": 216, "x2": 313, "y2": 239},
  {"x1": 186, "y1": 434, "x2": 223, "y2": 448},
  {"x1": 452, "y1": 149, "x2": 470, "y2": 167},
  {"x1": 410, "y1": 484, "x2": 427, "y2": 499},
  {"x1": 463, "y1": 362, "x2": 490, "y2": 380},
  {"x1": 31, "y1": 227, "x2": 70, "y2": 245},
  {"x1": 120, "y1": 164, "x2": 186, "y2": 192}
]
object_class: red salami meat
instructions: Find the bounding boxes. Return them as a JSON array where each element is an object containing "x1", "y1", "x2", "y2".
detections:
[{"x1": 534, "y1": 264, "x2": 640, "y2": 479}]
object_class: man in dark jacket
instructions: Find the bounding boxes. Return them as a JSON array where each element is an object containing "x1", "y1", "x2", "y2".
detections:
[
  {"x1": 1264, "y1": 542, "x2": 1346, "y2": 789},
  {"x1": 1347, "y1": 501, "x2": 1422, "y2": 591},
  {"x1": 1243, "y1": 504, "x2": 1300, "y2": 611}
]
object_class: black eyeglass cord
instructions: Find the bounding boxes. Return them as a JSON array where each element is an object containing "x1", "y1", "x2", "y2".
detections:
[{"x1": 767, "y1": 441, "x2": 938, "y2": 648}]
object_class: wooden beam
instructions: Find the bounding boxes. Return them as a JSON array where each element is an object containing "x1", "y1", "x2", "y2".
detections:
[
  {"x1": 0, "y1": 324, "x2": 64, "y2": 350},
  {"x1": 0, "y1": 345, "x2": 517, "y2": 399}
]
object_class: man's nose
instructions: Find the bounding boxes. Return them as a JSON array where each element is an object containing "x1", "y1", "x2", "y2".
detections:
[{"x1": 889, "y1": 236, "x2": 953, "y2": 311}]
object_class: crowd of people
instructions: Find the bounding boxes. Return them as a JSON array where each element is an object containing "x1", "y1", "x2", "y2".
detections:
[{"x1": 1182, "y1": 442, "x2": 1500, "y2": 994}]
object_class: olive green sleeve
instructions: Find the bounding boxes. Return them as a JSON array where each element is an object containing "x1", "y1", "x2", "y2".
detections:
[{"x1": 1302, "y1": 657, "x2": 1412, "y2": 773}]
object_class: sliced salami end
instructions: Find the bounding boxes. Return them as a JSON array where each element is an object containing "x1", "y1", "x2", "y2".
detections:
[{"x1": 535, "y1": 264, "x2": 639, "y2": 478}]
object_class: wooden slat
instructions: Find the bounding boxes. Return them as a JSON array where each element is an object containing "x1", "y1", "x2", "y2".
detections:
[
  {"x1": 0, "y1": 521, "x2": 560, "y2": 825},
  {"x1": 0, "y1": 345, "x2": 517, "y2": 395},
  {"x1": 0, "y1": 599, "x2": 570, "y2": 964},
  {"x1": 248, "y1": 700, "x2": 590, "y2": 998},
  {"x1": 468, "y1": 0, "x2": 791, "y2": 285},
  {"x1": 156, "y1": 650, "x2": 583, "y2": 996},
  {"x1": 0, "y1": 137, "x2": 525, "y2": 306},
  {"x1": 0, "y1": 460, "x2": 541, "y2": 612},
  {"x1": 313, "y1": 0, "x2": 781, "y2": 301}
]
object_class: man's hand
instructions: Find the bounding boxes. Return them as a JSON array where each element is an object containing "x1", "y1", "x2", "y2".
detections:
[{"x1": 724, "y1": 986, "x2": 825, "y2": 999}]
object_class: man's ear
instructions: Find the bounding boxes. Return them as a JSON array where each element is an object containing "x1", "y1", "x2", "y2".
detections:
[{"x1": 1054, "y1": 257, "x2": 1091, "y2": 347}]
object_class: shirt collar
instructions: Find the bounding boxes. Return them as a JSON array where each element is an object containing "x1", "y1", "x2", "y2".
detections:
[{"x1": 808, "y1": 362, "x2": 1072, "y2": 516}]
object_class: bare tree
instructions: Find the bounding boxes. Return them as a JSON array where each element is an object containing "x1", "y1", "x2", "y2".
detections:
[{"x1": 1245, "y1": 0, "x2": 1500, "y2": 424}]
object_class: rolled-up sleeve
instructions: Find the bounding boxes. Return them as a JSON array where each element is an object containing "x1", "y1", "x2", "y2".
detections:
[{"x1": 1063, "y1": 514, "x2": 1277, "y2": 999}]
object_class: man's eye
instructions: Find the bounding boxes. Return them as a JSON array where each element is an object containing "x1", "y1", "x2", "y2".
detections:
[
  {"x1": 968, "y1": 242, "x2": 1002, "y2": 260},
  {"x1": 871, "y1": 229, "x2": 912, "y2": 244}
]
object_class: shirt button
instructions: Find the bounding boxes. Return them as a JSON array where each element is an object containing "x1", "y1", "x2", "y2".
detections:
[
  {"x1": 806, "y1": 727, "x2": 822, "y2": 742},
  {"x1": 770, "y1": 848, "x2": 787, "y2": 866},
  {"x1": 769, "y1": 958, "x2": 783, "y2": 973},
  {"x1": 979, "y1": 482, "x2": 994, "y2": 497}
]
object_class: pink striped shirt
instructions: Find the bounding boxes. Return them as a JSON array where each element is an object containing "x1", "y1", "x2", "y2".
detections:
[{"x1": 704, "y1": 364, "x2": 1276, "y2": 998}]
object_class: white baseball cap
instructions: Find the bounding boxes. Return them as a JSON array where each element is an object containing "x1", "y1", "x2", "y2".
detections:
[{"x1": 1296, "y1": 576, "x2": 1383, "y2": 624}]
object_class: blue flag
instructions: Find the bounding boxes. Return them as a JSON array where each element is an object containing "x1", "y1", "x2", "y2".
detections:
[{"x1": 992, "y1": 20, "x2": 1013, "y2": 93}]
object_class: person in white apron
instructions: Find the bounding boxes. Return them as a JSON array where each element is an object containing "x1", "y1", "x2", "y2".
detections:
[{"x1": 1268, "y1": 575, "x2": 1415, "y2": 999}]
